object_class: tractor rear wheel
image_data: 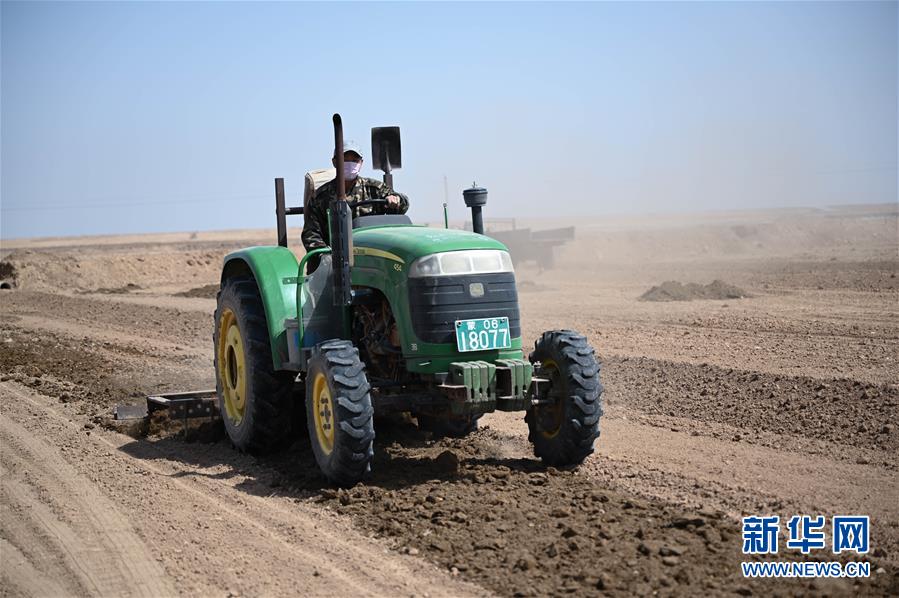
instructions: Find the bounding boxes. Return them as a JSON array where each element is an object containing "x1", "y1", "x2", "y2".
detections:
[
  {"x1": 214, "y1": 276, "x2": 295, "y2": 453},
  {"x1": 305, "y1": 340, "x2": 375, "y2": 487},
  {"x1": 525, "y1": 330, "x2": 603, "y2": 466},
  {"x1": 417, "y1": 414, "x2": 481, "y2": 438}
]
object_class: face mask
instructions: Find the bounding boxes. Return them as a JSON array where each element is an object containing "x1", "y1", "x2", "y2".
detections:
[{"x1": 343, "y1": 161, "x2": 362, "y2": 180}]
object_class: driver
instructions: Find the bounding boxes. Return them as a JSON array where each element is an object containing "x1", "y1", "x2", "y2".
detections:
[{"x1": 301, "y1": 140, "x2": 408, "y2": 271}]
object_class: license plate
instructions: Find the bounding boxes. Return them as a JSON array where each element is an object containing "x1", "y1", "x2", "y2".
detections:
[{"x1": 454, "y1": 317, "x2": 511, "y2": 352}]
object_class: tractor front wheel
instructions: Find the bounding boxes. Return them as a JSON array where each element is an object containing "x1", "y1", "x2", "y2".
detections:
[
  {"x1": 306, "y1": 340, "x2": 375, "y2": 487},
  {"x1": 214, "y1": 276, "x2": 295, "y2": 453},
  {"x1": 526, "y1": 330, "x2": 603, "y2": 467}
]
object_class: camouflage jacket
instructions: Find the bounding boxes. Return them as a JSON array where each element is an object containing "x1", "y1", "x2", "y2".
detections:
[{"x1": 301, "y1": 176, "x2": 409, "y2": 250}]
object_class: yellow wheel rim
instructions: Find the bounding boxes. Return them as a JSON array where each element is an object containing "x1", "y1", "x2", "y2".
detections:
[
  {"x1": 312, "y1": 372, "x2": 335, "y2": 455},
  {"x1": 217, "y1": 309, "x2": 247, "y2": 426},
  {"x1": 538, "y1": 359, "x2": 564, "y2": 439}
]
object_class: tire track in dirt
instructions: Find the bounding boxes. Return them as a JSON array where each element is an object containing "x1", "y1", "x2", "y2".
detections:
[
  {"x1": 0, "y1": 412, "x2": 176, "y2": 597},
  {"x1": 1, "y1": 382, "x2": 487, "y2": 598},
  {"x1": 0, "y1": 538, "x2": 71, "y2": 598}
]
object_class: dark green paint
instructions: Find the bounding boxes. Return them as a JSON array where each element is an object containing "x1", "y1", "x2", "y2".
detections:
[
  {"x1": 222, "y1": 246, "x2": 300, "y2": 369},
  {"x1": 222, "y1": 223, "x2": 524, "y2": 374},
  {"x1": 349, "y1": 224, "x2": 524, "y2": 373}
]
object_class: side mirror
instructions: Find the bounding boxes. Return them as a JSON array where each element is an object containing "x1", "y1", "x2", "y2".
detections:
[{"x1": 371, "y1": 126, "x2": 402, "y2": 173}]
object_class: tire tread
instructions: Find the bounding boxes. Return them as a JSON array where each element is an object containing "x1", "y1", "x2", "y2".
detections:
[
  {"x1": 213, "y1": 276, "x2": 295, "y2": 455},
  {"x1": 526, "y1": 330, "x2": 604, "y2": 466},
  {"x1": 306, "y1": 340, "x2": 375, "y2": 487}
]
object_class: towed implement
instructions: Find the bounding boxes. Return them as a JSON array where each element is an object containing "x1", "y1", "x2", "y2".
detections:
[{"x1": 206, "y1": 115, "x2": 603, "y2": 486}]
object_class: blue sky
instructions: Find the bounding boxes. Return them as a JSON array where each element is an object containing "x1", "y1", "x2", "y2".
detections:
[{"x1": 2, "y1": 1, "x2": 896, "y2": 239}]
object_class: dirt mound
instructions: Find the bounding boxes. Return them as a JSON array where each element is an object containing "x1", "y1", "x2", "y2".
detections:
[
  {"x1": 640, "y1": 280, "x2": 750, "y2": 302},
  {"x1": 174, "y1": 283, "x2": 219, "y2": 298},
  {"x1": 0, "y1": 249, "x2": 223, "y2": 292},
  {"x1": 80, "y1": 283, "x2": 141, "y2": 295}
]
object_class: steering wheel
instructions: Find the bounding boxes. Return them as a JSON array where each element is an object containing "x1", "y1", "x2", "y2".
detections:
[
  {"x1": 352, "y1": 199, "x2": 388, "y2": 208},
  {"x1": 351, "y1": 199, "x2": 392, "y2": 216}
]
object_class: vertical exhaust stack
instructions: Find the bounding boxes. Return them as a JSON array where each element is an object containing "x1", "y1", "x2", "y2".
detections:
[
  {"x1": 463, "y1": 184, "x2": 488, "y2": 235},
  {"x1": 274, "y1": 178, "x2": 287, "y2": 248},
  {"x1": 331, "y1": 114, "x2": 354, "y2": 307}
]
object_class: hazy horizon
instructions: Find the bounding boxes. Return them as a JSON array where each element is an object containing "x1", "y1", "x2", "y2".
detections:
[{"x1": 2, "y1": 1, "x2": 897, "y2": 240}]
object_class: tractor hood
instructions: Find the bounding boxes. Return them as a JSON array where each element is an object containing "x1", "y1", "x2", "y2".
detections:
[{"x1": 352, "y1": 225, "x2": 507, "y2": 265}]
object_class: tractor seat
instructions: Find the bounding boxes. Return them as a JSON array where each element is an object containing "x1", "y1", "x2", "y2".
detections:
[
  {"x1": 304, "y1": 168, "x2": 336, "y2": 205},
  {"x1": 352, "y1": 214, "x2": 412, "y2": 229}
]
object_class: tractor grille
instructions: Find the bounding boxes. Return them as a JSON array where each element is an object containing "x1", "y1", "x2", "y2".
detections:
[{"x1": 408, "y1": 272, "x2": 521, "y2": 344}]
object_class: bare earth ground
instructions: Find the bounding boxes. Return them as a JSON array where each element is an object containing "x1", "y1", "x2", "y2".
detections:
[{"x1": 1, "y1": 204, "x2": 897, "y2": 597}]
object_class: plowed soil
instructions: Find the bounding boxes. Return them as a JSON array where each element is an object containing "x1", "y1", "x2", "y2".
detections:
[{"x1": 2, "y1": 205, "x2": 897, "y2": 596}]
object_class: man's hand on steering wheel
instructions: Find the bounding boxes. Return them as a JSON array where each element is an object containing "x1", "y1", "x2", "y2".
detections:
[
  {"x1": 353, "y1": 197, "x2": 399, "y2": 214},
  {"x1": 353, "y1": 199, "x2": 387, "y2": 209}
]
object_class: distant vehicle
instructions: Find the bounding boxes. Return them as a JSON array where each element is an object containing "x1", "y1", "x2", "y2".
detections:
[{"x1": 464, "y1": 218, "x2": 575, "y2": 271}]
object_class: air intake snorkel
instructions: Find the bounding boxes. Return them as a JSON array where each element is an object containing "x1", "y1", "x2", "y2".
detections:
[
  {"x1": 463, "y1": 184, "x2": 488, "y2": 235},
  {"x1": 331, "y1": 113, "x2": 354, "y2": 307}
]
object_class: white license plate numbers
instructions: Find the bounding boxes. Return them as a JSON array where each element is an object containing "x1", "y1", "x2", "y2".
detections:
[{"x1": 454, "y1": 317, "x2": 511, "y2": 352}]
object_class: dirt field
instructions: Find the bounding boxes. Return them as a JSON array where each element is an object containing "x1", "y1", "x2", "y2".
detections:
[{"x1": 1, "y1": 204, "x2": 897, "y2": 596}]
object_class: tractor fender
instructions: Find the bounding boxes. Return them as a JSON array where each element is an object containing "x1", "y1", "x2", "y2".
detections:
[{"x1": 221, "y1": 246, "x2": 300, "y2": 370}]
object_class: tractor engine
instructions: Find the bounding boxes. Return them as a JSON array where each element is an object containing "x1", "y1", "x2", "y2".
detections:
[{"x1": 352, "y1": 293, "x2": 402, "y2": 381}]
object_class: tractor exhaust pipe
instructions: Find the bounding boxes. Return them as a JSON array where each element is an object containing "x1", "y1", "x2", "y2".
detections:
[
  {"x1": 463, "y1": 184, "x2": 488, "y2": 235},
  {"x1": 331, "y1": 113, "x2": 354, "y2": 307}
]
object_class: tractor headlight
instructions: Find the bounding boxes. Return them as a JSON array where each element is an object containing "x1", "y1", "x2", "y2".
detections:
[{"x1": 408, "y1": 250, "x2": 514, "y2": 278}]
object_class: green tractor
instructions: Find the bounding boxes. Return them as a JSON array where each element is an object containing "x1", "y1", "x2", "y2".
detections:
[{"x1": 214, "y1": 115, "x2": 603, "y2": 486}]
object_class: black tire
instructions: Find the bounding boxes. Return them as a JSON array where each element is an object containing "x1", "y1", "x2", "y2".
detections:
[
  {"x1": 214, "y1": 276, "x2": 295, "y2": 454},
  {"x1": 417, "y1": 414, "x2": 481, "y2": 438},
  {"x1": 305, "y1": 340, "x2": 375, "y2": 487},
  {"x1": 525, "y1": 330, "x2": 603, "y2": 466}
]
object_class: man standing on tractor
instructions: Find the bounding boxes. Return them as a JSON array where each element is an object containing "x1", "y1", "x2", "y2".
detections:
[{"x1": 301, "y1": 141, "x2": 408, "y2": 272}]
